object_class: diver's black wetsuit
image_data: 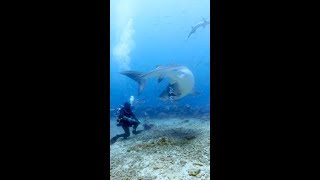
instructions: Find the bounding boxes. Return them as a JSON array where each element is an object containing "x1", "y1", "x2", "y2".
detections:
[
  {"x1": 110, "y1": 102, "x2": 140, "y2": 144},
  {"x1": 117, "y1": 105, "x2": 140, "y2": 137}
]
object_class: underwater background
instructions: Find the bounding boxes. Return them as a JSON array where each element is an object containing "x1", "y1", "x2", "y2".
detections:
[
  {"x1": 110, "y1": 1, "x2": 211, "y2": 179},
  {"x1": 110, "y1": 0, "x2": 210, "y2": 114}
]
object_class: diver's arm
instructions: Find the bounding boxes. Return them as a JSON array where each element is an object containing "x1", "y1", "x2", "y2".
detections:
[
  {"x1": 121, "y1": 116, "x2": 135, "y2": 122},
  {"x1": 121, "y1": 116, "x2": 130, "y2": 120},
  {"x1": 131, "y1": 114, "x2": 140, "y2": 123}
]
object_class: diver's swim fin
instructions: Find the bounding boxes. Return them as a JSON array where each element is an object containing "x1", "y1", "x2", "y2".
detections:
[
  {"x1": 120, "y1": 71, "x2": 147, "y2": 95},
  {"x1": 110, "y1": 135, "x2": 119, "y2": 145}
]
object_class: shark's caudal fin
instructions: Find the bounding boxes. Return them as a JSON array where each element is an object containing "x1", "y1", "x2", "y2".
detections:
[
  {"x1": 120, "y1": 71, "x2": 147, "y2": 95},
  {"x1": 202, "y1": 17, "x2": 207, "y2": 22}
]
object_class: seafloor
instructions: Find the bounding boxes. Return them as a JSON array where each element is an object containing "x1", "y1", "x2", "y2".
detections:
[{"x1": 110, "y1": 115, "x2": 210, "y2": 180}]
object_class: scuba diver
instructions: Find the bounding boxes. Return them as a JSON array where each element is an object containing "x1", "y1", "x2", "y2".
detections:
[
  {"x1": 168, "y1": 86, "x2": 178, "y2": 101},
  {"x1": 110, "y1": 101, "x2": 142, "y2": 145}
]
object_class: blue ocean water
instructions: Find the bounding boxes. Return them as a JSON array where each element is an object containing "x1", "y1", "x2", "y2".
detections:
[{"x1": 110, "y1": 0, "x2": 210, "y2": 114}]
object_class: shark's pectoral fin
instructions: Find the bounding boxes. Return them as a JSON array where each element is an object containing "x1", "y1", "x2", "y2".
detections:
[
  {"x1": 190, "y1": 90, "x2": 200, "y2": 95},
  {"x1": 169, "y1": 79, "x2": 177, "y2": 84},
  {"x1": 157, "y1": 74, "x2": 165, "y2": 83},
  {"x1": 138, "y1": 79, "x2": 147, "y2": 95},
  {"x1": 157, "y1": 77, "x2": 164, "y2": 83}
]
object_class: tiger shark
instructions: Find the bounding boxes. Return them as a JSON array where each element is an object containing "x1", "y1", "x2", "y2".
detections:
[
  {"x1": 186, "y1": 18, "x2": 210, "y2": 40},
  {"x1": 120, "y1": 64, "x2": 198, "y2": 101}
]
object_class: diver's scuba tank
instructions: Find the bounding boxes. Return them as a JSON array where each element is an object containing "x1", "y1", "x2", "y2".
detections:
[
  {"x1": 115, "y1": 105, "x2": 122, "y2": 119},
  {"x1": 115, "y1": 105, "x2": 123, "y2": 126}
]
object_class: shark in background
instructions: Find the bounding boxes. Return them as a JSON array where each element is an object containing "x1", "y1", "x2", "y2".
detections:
[
  {"x1": 120, "y1": 64, "x2": 199, "y2": 102},
  {"x1": 186, "y1": 18, "x2": 210, "y2": 40}
]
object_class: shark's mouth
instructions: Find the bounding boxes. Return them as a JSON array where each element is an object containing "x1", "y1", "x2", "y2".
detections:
[{"x1": 159, "y1": 85, "x2": 181, "y2": 102}]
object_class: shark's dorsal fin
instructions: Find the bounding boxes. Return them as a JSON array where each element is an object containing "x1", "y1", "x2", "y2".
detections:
[
  {"x1": 157, "y1": 77, "x2": 164, "y2": 83},
  {"x1": 157, "y1": 74, "x2": 165, "y2": 83}
]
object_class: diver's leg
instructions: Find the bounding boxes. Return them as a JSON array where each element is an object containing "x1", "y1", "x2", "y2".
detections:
[
  {"x1": 132, "y1": 121, "x2": 139, "y2": 134},
  {"x1": 117, "y1": 125, "x2": 130, "y2": 139},
  {"x1": 111, "y1": 125, "x2": 130, "y2": 144},
  {"x1": 110, "y1": 135, "x2": 120, "y2": 144}
]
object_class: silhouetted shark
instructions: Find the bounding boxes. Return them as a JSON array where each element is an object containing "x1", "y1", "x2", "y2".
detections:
[{"x1": 186, "y1": 18, "x2": 210, "y2": 40}]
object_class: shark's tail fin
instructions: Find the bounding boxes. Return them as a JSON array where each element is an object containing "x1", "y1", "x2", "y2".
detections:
[
  {"x1": 202, "y1": 17, "x2": 209, "y2": 24},
  {"x1": 120, "y1": 71, "x2": 147, "y2": 95},
  {"x1": 202, "y1": 17, "x2": 206, "y2": 22}
]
